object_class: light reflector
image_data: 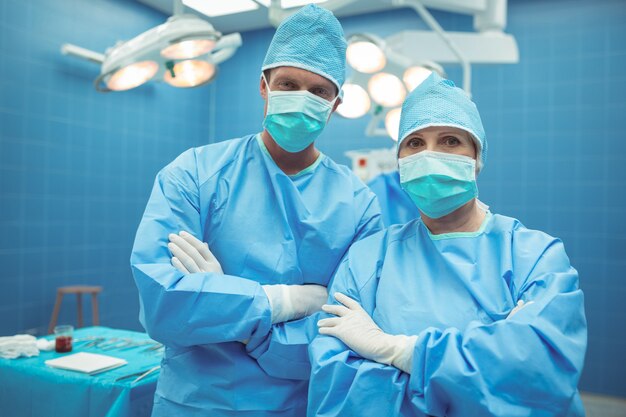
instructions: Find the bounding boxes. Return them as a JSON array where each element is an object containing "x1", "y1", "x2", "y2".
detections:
[
  {"x1": 161, "y1": 39, "x2": 216, "y2": 59},
  {"x1": 385, "y1": 107, "x2": 402, "y2": 141},
  {"x1": 164, "y1": 60, "x2": 216, "y2": 88},
  {"x1": 106, "y1": 61, "x2": 158, "y2": 91},
  {"x1": 368, "y1": 73, "x2": 406, "y2": 108},
  {"x1": 346, "y1": 41, "x2": 386, "y2": 74},
  {"x1": 403, "y1": 66, "x2": 433, "y2": 92},
  {"x1": 337, "y1": 83, "x2": 371, "y2": 119}
]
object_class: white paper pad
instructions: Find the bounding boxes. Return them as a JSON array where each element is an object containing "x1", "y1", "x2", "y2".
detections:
[{"x1": 45, "y1": 352, "x2": 127, "y2": 375}]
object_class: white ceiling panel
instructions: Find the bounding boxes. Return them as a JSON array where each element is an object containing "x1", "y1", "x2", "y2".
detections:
[{"x1": 136, "y1": 0, "x2": 394, "y2": 33}]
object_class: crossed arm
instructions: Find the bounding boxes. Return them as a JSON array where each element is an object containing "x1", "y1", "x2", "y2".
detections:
[
  {"x1": 167, "y1": 230, "x2": 328, "y2": 326},
  {"x1": 130, "y1": 168, "x2": 326, "y2": 350},
  {"x1": 307, "y1": 241, "x2": 587, "y2": 417}
]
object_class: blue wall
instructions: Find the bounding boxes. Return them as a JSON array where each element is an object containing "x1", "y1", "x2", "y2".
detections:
[
  {"x1": 1, "y1": 0, "x2": 625, "y2": 399},
  {"x1": 0, "y1": 0, "x2": 214, "y2": 333},
  {"x1": 211, "y1": 0, "x2": 626, "y2": 397}
]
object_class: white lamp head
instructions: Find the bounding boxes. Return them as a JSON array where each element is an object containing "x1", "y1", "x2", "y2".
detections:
[
  {"x1": 384, "y1": 107, "x2": 402, "y2": 141},
  {"x1": 106, "y1": 61, "x2": 159, "y2": 91},
  {"x1": 367, "y1": 72, "x2": 406, "y2": 108},
  {"x1": 346, "y1": 34, "x2": 386, "y2": 74},
  {"x1": 93, "y1": 14, "x2": 237, "y2": 92},
  {"x1": 403, "y1": 66, "x2": 432, "y2": 92},
  {"x1": 164, "y1": 60, "x2": 217, "y2": 87},
  {"x1": 337, "y1": 83, "x2": 371, "y2": 119},
  {"x1": 161, "y1": 39, "x2": 216, "y2": 60},
  {"x1": 403, "y1": 61, "x2": 446, "y2": 92}
]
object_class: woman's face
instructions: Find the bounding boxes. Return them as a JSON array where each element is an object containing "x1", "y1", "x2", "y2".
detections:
[{"x1": 398, "y1": 126, "x2": 476, "y2": 160}]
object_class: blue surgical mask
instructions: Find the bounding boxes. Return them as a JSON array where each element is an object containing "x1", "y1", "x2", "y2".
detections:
[
  {"x1": 399, "y1": 150, "x2": 478, "y2": 219},
  {"x1": 262, "y1": 75, "x2": 337, "y2": 153}
]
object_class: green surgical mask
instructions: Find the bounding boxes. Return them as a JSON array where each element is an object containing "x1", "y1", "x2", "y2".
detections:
[
  {"x1": 399, "y1": 150, "x2": 478, "y2": 219},
  {"x1": 262, "y1": 75, "x2": 337, "y2": 153}
]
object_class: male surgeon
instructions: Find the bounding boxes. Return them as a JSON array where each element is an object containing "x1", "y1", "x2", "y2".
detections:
[{"x1": 130, "y1": 5, "x2": 382, "y2": 417}]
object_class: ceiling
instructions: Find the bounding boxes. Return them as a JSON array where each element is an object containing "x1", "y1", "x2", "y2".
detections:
[{"x1": 136, "y1": 0, "x2": 395, "y2": 33}]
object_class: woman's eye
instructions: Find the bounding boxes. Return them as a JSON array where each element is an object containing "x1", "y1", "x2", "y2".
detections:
[
  {"x1": 407, "y1": 138, "x2": 422, "y2": 148},
  {"x1": 444, "y1": 136, "x2": 461, "y2": 146}
]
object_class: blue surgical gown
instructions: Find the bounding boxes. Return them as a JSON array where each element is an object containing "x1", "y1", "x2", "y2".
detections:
[
  {"x1": 130, "y1": 134, "x2": 383, "y2": 417},
  {"x1": 367, "y1": 171, "x2": 420, "y2": 226},
  {"x1": 308, "y1": 214, "x2": 587, "y2": 417}
]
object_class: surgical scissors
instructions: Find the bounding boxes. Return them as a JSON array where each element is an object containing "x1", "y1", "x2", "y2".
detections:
[{"x1": 115, "y1": 366, "x2": 161, "y2": 383}]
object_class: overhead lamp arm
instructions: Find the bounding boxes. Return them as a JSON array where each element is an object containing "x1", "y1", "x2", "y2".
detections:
[
  {"x1": 393, "y1": 0, "x2": 472, "y2": 95},
  {"x1": 211, "y1": 33, "x2": 243, "y2": 64},
  {"x1": 61, "y1": 44, "x2": 104, "y2": 65},
  {"x1": 365, "y1": 107, "x2": 390, "y2": 137},
  {"x1": 173, "y1": 0, "x2": 185, "y2": 16}
]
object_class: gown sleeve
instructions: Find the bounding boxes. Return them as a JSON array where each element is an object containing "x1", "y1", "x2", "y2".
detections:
[
  {"x1": 130, "y1": 155, "x2": 273, "y2": 348},
  {"x1": 308, "y1": 233, "x2": 587, "y2": 417},
  {"x1": 350, "y1": 181, "x2": 385, "y2": 244},
  {"x1": 245, "y1": 184, "x2": 384, "y2": 380}
]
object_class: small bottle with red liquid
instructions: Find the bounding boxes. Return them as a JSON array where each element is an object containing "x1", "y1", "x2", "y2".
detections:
[{"x1": 54, "y1": 325, "x2": 74, "y2": 353}]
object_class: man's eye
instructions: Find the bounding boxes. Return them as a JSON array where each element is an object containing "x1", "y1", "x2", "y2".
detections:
[{"x1": 312, "y1": 88, "x2": 330, "y2": 98}]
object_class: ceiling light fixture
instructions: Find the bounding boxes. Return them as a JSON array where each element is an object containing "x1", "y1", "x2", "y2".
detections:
[
  {"x1": 313, "y1": 0, "x2": 518, "y2": 143},
  {"x1": 183, "y1": 0, "x2": 259, "y2": 17},
  {"x1": 61, "y1": 2, "x2": 242, "y2": 92}
]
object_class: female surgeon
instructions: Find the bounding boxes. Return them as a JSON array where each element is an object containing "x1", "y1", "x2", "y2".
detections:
[{"x1": 307, "y1": 73, "x2": 587, "y2": 417}]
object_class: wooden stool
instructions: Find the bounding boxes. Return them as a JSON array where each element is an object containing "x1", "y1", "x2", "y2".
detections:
[{"x1": 48, "y1": 286, "x2": 102, "y2": 334}]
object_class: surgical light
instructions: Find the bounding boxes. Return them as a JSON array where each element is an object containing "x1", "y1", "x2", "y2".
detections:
[
  {"x1": 337, "y1": 83, "x2": 371, "y2": 119},
  {"x1": 384, "y1": 107, "x2": 402, "y2": 141},
  {"x1": 62, "y1": 12, "x2": 241, "y2": 92},
  {"x1": 161, "y1": 39, "x2": 216, "y2": 59},
  {"x1": 106, "y1": 61, "x2": 159, "y2": 91},
  {"x1": 346, "y1": 40, "x2": 386, "y2": 74},
  {"x1": 328, "y1": 0, "x2": 519, "y2": 143},
  {"x1": 403, "y1": 66, "x2": 432, "y2": 92},
  {"x1": 164, "y1": 60, "x2": 216, "y2": 87},
  {"x1": 368, "y1": 73, "x2": 406, "y2": 108}
]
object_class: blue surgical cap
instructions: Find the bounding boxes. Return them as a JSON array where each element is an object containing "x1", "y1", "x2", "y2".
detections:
[
  {"x1": 398, "y1": 72, "x2": 487, "y2": 169},
  {"x1": 262, "y1": 4, "x2": 347, "y2": 94}
]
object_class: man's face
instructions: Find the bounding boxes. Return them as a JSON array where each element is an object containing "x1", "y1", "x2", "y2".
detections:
[{"x1": 260, "y1": 66, "x2": 340, "y2": 116}]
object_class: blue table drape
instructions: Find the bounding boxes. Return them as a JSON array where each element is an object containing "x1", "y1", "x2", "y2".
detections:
[{"x1": 0, "y1": 326, "x2": 162, "y2": 417}]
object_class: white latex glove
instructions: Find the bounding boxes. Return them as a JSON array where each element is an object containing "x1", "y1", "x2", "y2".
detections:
[
  {"x1": 318, "y1": 292, "x2": 417, "y2": 374},
  {"x1": 168, "y1": 231, "x2": 223, "y2": 274},
  {"x1": 262, "y1": 284, "x2": 328, "y2": 324}
]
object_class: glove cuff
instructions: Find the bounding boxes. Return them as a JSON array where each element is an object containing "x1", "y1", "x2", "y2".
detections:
[
  {"x1": 261, "y1": 284, "x2": 293, "y2": 324},
  {"x1": 387, "y1": 334, "x2": 418, "y2": 374}
]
